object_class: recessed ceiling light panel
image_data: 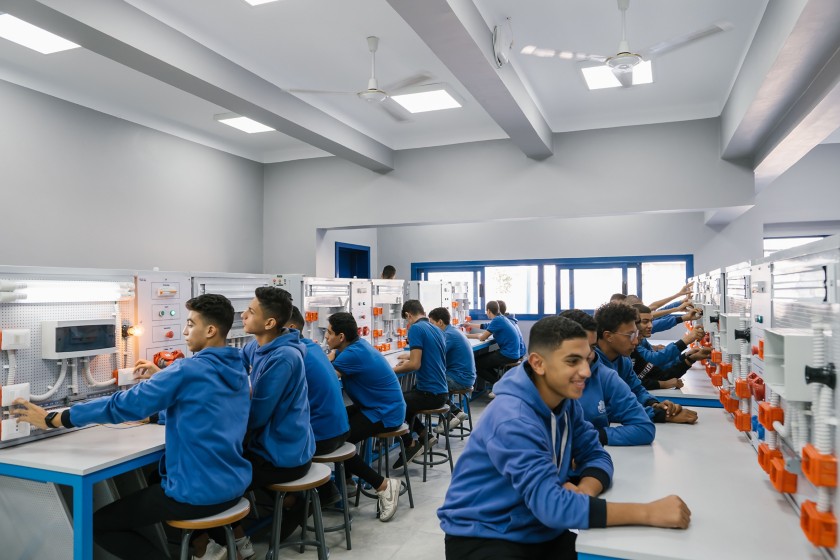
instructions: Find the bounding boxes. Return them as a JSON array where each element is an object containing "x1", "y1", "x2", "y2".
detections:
[
  {"x1": 390, "y1": 85, "x2": 463, "y2": 114},
  {"x1": 243, "y1": 0, "x2": 282, "y2": 5},
  {"x1": 0, "y1": 14, "x2": 80, "y2": 54},
  {"x1": 214, "y1": 113, "x2": 275, "y2": 133},
  {"x1": 581, "y1": 60, "x2": 653, "y2": 90}
]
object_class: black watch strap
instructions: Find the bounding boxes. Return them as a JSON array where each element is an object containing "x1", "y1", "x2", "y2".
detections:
[{"x1": 44, "y1": 411, "x2": 59, "y2": 429}]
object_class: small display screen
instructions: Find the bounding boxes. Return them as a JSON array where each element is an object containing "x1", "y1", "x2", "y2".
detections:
[{"x1": 55, "y1": 325, "x2": 116, "y2": 354}]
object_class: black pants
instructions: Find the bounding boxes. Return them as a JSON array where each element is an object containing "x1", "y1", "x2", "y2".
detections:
[
  {"x1": 475, "y1": 350, "x2": 518, "y2": 385},
  {"x1": 315, "y1": 431, "x2": 350, "y2": 456},
  {"x1": 344, "y1": 405, "x2": 401, "y2": 490},
  {"x1": 402, "y1": 389, "x2": 448, "y2": 446},
  {"x1": 94, "y1": 483, "x2": 239, "y2": 560},
  {"x1": 445, "y1": 531, "x2": 577, "y2": 560}
]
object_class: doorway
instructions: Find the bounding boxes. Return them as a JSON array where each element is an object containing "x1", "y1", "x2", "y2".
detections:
[{"x1": 335, "y1": 242, "x2": 371, "y2": 278}]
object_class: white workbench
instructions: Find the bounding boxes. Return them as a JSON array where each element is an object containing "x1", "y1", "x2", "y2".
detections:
[
  {"x1": 649, "y1": 364, "x2": 721, "y2": 406},
  {"x1": 0, "y1": 423, "x2": 166, "y2": 559},
  {"x1": 576, "y1": 408, "x2": 822, "y2": 559}
]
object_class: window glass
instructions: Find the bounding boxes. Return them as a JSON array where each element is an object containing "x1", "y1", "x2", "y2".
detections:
[
  {"x1": 544, "y1": 265, "x2": 556, "y2": 314},
  {"x1": 560, "y1": 269, "x2": 571, "y2": 311},
  {"x1": 485, "y1": 266, "x2": 539, "y2": 314},
  {"x1": 763, "y1": 237, "x2": 826, "y2": 257},
  {"x1": 627, "y1": 267, "x2": 638, "y2": 297},
  {"x1": 573, "y1": 268, "x2": 622, "y2": 310},
  {"x1": 641, "y1": 262, "x2": 687, "y2": 306}
]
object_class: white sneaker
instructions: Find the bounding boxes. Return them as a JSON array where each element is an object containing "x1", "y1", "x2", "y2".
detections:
[
  {"x1": 192, "y1": 539, "x2": 227, "y2": 560},
  {"x1": 236, "y1": 535, "x2": 255, "y2": 559},
  {"x1": 377, "y1": 478, "x2": 401, "y2": 522},
  {"x1": 488, "y1": 391, "x2": 496, "y2": 399},
  {"x1": 435, "y1": 417, "x2": 458, "y2": 434},
  {"x1": 456, "y1": 411, "x2": 469, "y2": 422}
]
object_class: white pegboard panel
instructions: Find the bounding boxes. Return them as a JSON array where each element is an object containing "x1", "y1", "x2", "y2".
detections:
[{"x1": 0, "y1": 476, "x2": 73, "y2": 559}]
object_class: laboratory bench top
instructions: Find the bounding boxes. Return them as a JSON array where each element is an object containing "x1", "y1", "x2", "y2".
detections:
[
  {"x1": 0, "y1": 423, "x2": 166, "y2": 476},
  {"x1": 576, "y1": 407, "x2": 822, "y2": 560},
  {"x1": 648, "y1": 366, "x2": 720, "y2": 403}
]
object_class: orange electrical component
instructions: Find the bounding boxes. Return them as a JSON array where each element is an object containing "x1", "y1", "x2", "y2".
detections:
[
  {"x1": 801, "y1": 501, "x2": 837, "y2": 548},
  {"x1": 757, "y1": 402, "x2": 784, "y2": 431},
  {"x1": 452, "y1": 318, "x2": 459, "y2": 325},
  {"x1": 705, "y1": 362, "x2": 717, "y2": 376},
  {"x1": 711, "y1": 373, "x2": 723, "y2": 387},
  {"x1": 397, "y1": 340, "x2": 407, "y2": 349},
  {"x1": 362, "y1": 326, "x2": 370, "y2": 336},
  {"x1": 769, "y1": 457, "x2": 797, "y2": 493},
  {"x1": 373, "y1": 307, "x2": 383, "y2": 316},
  {"x1": 720, "y1": 362, "x2": 732, "y2": 376},
  {"x1": 759, "y1": 339, "x2": 764, "y2": 360},
  {"x1": 752, "y1": 345, "x2": 760, "y2": 356},
  {"x1": 734, "y1": 379, "x2": 751, "y2": 399},
  {"x1": 397, "y1": 328, "x2": 407, "y2": 337},
  {"x1": 452, "y1": 301, "x2": 458, "y2": 308},
  {"x1": 711, "y1": 350, "x2": 722, "y2": 363},
  {"x1": 372, "y1": 329, "x2": 383, "y2": 338},
  {"x1": 465, "y1": 316, "x2": 471, "y2": 322},
  {"x1": 757, "y1": 443, "x2": 783, "y2": 474},
  {"x1": 305, "y1": 311, "x2": 319, "y2": 323},
  {"x1": 750, "y1": 376, "x2": 766, "y2": 401},
  {"x1": 733, "y1": 410, "x2": 751, "y2": 431},
  {"x1": 722, "y1": 392, "x2": 740, "y2": 413},
  {"x1": 801, "y1": 444, "x2": 838, "y2": 488}
]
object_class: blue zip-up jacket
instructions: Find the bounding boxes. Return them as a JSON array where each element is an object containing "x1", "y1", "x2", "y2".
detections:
[
  {"x1": 594, "y1": 346, "x2": 664, "y2": 423},
  {"x1": 438, "y1": 362, "x2": 612, "y2": 543},
  {"x1": 504, "y1": 314, "x2": 528, "y2": 357},
  {"x1": 242, "y1": 329, "x2": 315, "y2": 468},
  {"x1": 301, "y1": 337, "x2": 350, "y2": 441},
  {"x1": 578, "y1": 360, "x2": 655, "y2": 446},
  {"x1": 636, "y1": 337, "x2": 687, "y2": 368},
  {"x1": 70, "y1": 346, "x2": 251, "y2": 505}
]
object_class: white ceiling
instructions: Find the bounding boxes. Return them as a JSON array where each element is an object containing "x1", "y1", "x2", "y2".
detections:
[{"x1": 0, "y1": 0, "x2": 837, "y2": 166}]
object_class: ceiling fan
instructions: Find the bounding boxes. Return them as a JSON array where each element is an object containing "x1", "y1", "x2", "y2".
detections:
[
  {"x1": 520, "y1": 0, "x2": 733, "y2": 87},
  {"x1": 287, "y1": 36, "x2": 432, "y2": 122}
]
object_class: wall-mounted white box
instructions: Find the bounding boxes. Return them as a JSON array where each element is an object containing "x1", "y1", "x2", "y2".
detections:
[{"x1": 762, "y1": 328, "x2": 815, "y2": 402}]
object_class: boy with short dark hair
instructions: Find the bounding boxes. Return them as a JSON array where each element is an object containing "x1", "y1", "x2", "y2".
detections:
[
  {"x1": 428, "y1": 306, "x2": 476, "y2": 433},
  {"x1": 467, "y1": 300, "x2": 524, "y2": 389},
  {"x1": 14, "y1": 294, "x2": 251, "y2": 560},
  {"x1": 438, "y1": 316, "x2": 691, "y2": 560}
]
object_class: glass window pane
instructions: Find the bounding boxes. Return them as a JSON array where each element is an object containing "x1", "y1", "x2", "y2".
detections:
[
  {"x1": 544, "y1": 265, "x2": 557, "y2": 314},
  {"x1": 428, "y1": 271, "x2": 473, "y2": 306},
  {"x1": 574, "y1": 268, "x2": 622, "y2": 310},
  {"x1": 485, "y1": 266, "x2": 539, "y2": 314},
  {"x1": 641, "y1": 262, "x2": 687, "y2": 306},
  {"x1": 763, "y1": 236, "x2": 825, "y2": 257},
  {"x1": 627, "y1": 267, "x2": 638, "y2": 297},
  {"x1": 560, "y1": 269, "x2": 571, "y2": 311}
]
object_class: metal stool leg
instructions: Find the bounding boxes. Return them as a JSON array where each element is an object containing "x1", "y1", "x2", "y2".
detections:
[
  {"x1": 223, "y1": 524, "x2": 237, "y2": 560},
  {"x1": 179, "y1": 529, "x2": 193, "y2": 560},
  {"x1": 337, "y1": 461, "x2": 352, "y2": 549},
  {"x1": 310, "y1": 488, "x2": 329, "y2": 560},
  {"x1": 441, "y1": 411, "x2": 454, "y2": 472},
  {"x1": 397, "y1": 437, "x2": 415, "y2": 508},
  {"x1": 268, "y1": 491, "x2": 286, "y2": 560},
  {"x1": 300, "y1": 491, "x2": 310, "y2": 553}
]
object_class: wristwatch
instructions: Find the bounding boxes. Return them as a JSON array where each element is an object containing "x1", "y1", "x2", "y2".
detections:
[{"x1": 44, "y1": 411, "x2": 59, "y2": 429}]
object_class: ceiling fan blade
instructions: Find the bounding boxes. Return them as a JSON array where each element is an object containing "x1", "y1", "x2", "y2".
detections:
[
  {"x1": 382, "y1": 73, "x2": 433, "y2": 94},
  {"x1": 287, "y1": 88, "x2": 357, "y2": 95},
  {"x1": 613, "y1": 67, "x2": 634, "y2": 87},
  {"x1": 380, "y1": 98, "x2": 412, "y2": 122},
  {"x1": 520, "y1": 45, "x2": 608, "y2": 63},
  {"x1": 639, "y1": 21, "x2": 733, "y2": 58}
]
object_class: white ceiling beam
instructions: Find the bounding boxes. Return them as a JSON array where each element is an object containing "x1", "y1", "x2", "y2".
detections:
[
  {"x1": 720, "y1": 0, "x2": 840, "y2": 190},
  {"x1": 0, "y1": 0, "x2": 394, "y2": 172},
  {"x1": 386, "y1": 0, "x2": 553, "y2": 160}
]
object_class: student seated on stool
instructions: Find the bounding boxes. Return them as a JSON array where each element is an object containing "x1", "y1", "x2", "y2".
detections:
[
  {"x1": 466, "y1": 300, "x2": 525, "y2": 391},
  {"x1": 428, "y1": 306, "x2": 476, "y2": 432},
  {"x1": 14, "y1": 294, "x2": 251, "y2": 560},
  {"x1": 325, "y1": 312, "x2": 405, "y2": 522},
  {"x1": 438, "y1": 316, "x2": 691, "y2": 560},
  {"x1": 559, "y1": 309, "x2": 655, "y2": 446},
  {"x1": 392, "y1": 300, "x2": 449, "y2": 468},
  {"x1": 287, "y1": 306, "x2": 351, "y2": 505}
]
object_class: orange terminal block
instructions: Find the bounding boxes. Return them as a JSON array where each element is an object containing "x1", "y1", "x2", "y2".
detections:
[
  {"x1": 452, "y1": 301, "x2": 458, "y2": 308},
  {"x1": 711, "y1": 373, "x2": 723, "y2": 387},
  {"x1": 769, "y1": 457, "x2": 797, "y2": 493},
  {"x1": 734, "y1": 379, "x2": 751, "y2": 399},
  {"x1": 397, "y1": 328, "x2": 407, "y2": 337},
  {"x1": 452, "y1": 318, "x2": 459, "y2": 325},
  {"x1": 758, "y1": 339, "x2": 764, "y2": 359},
  {"x1": 801, "y1": 444, "x2": 837, "y2": 487},
  {"x1": 465, "y1": 316, "x2": 471, "y2": 322},
  {"x1": 705, "y1": 362, "x2": 717, "y2": 376},
  {"x1": 733, "y1": 410, "x2": 751, "y2": 431},
  {"x1": 397, "y1": 340, "x2": 407, "y2": 349},
  {"x1": 757, "y1": 443, "x2": 783, "y2": 474},
  {"x1": 372, "y1": 329, "x2": 383, "y2": 338},
  {"x1": 711, "y1": 350, "x2": 722, "y2": 363},
  {"x1": 373, "y1": 307, "x2": 383, "y2": 316},
  {"x1": 721, "y1": 392, "x2": 740, "y2": 413},
  {"x1": 757, "y1": 402, "x2": 784, "y2": 431},
  {"x1": 801, "y1": 500, "x2": 837, "y2": 548}
]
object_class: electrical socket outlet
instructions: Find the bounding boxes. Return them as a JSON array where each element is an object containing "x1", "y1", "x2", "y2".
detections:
[
  {"x1": 1, "y1": 418, "x2": 30, "y2": 441},
  {"x1": 115, "y1": 368, "x2": 138, "y2": 386},
  {"x1": 1, "y1": 382, "x2": 30, "y2": 407},
  {"x1": 0, "y1": 328, "x2": 30, "y2": 350}
]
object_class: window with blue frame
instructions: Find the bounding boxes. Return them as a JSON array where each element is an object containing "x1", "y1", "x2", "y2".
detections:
[{"x1": 412, "y1": 255, "x2": 693, "y2": 320}]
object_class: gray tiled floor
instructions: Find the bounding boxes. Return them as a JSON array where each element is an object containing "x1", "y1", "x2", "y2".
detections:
[{"x1": 246, "y1": 398, "x2": 488, "y2": 560}]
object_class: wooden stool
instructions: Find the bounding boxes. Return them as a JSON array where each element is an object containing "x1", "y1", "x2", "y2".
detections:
[
  {"x1": 167, "y1": 497, "x2": 250, "y2": 560},
  {"x1": 355, "y1": 423, "x2": 415, "y2": 514},
  {"x1": 266, "y1": 463, "x2": 331, "y2": 560},
  {"x1": 413, "y1": 406, "x2": 454, "y2": 482},
  {"x1": 449, "y1": 386, "x2": 475, "y2": 440},
  {"x1": 497, "y1": 359, "x2": 523, "y2": 378},
  {"x1": 312, "y1": 441, "x2": 356, "y2": 550}
]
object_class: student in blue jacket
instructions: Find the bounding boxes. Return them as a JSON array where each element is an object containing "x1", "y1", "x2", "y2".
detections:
[
  {"x1": 393, "y1": 299, "x2": 449, "y2": 466},
  {"x1": 634, "y1": 304, "x2": 704, "y2": 368},
  {"x1": 467, "y1": 300, "x2": 524, "y2": 388},
  {"x1": 594, "y1": 302, "x2": 698, "y2": 424},
  {"x1": 497, "y1": 299, "x2": 526, "y2": 355},
  {"x1": 438, "y1": 316, "x2": 691, "y2": 559},
  {"x1": 326, "y1": 312, "x2": 404, "y2": 522},
  {"x1": 428, "y1": 306, "x2": 476, "y2": 433},
  {"x1": 14, "y1": 294, "x2": 251, "y2": 560},
  {"x1": 559, "y1": 309, "x2": 655, "y2": 446}
]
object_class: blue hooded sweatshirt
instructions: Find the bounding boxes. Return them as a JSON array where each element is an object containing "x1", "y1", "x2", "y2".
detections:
[
  {"x1": 242, "y1": 329, "x2": 315, "y2": 468},
  {"x1": 70, "y1": 346, "x2": 251, "y2": 506},
  {"x1": 636, "y1": 337, "x2": 687, "y2": 368},
  {"x1": 300, "y1": 336, "x2": 350, "y2": 441},
  {"x1": 486, "y1": 315, "x2": 525, "y2": 361},
  {"x1": 577, "y1": 359, "x2": 655, "y2": 446},
  {"x1": 594, "y1": 346, "x2": 663, "y2": 423},
  {"x1": 438, "y1": 362, "x2": 612, "y2": 543}
]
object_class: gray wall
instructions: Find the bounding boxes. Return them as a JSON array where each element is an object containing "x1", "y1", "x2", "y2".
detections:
[
  {"x1": 0, "y1": 80, "x2": 264, "y2": 272},
  {"x1": 264, "y1": 118, "x2": 755, "y2": 275}
]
